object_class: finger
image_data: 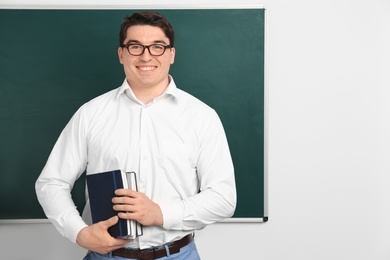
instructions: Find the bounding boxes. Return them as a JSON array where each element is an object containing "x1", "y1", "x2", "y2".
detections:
[
  {"x1": 101, "y1": 216, "x2": 119, "y2": 228},
  {"x1": 112, "y1": 195, "x2": 134, "y2": 205},
  {"x1": 113, "y1": 203, "x2": 133, "y2": 211},
  {"x1": 117, "y1": 211, "x2": 137, "y2": 221},
  {"x1": 115, "y1": 188, "x2": 137, "y2": 196}
]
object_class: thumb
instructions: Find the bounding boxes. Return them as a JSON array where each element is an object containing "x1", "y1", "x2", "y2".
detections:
[{"x1": 103, "y1": 215, "x2": 119, "y2": 228}]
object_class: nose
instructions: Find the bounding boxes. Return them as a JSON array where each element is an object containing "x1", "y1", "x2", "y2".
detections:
[{"x1": 139, "y1": 46, "x2": 153, "y2": 61}]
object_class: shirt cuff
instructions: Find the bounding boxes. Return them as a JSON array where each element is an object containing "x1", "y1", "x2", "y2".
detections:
[
  {"x1": 160, "y1": 200, "x2": 184, "y2": 230},
  {"x1": 63, "y1": 214, "x2": 88, "y2": 243}
]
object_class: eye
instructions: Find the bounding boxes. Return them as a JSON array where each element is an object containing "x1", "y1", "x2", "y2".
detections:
[
  {"x1": 151, "y1": 44, "x2": 164, "y2": 50},
  {"x1": 129, "y1": 44, "x2": 142, "y2": 50}
]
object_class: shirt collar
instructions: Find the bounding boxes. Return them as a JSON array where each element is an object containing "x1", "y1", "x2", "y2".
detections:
[{"x1": 116, "y1": 75, "x2": 178, "y2": 103}]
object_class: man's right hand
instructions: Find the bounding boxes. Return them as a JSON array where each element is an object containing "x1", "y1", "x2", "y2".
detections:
[{"x1": 76, "y1": 216, "x2": 131, "y2": 254}]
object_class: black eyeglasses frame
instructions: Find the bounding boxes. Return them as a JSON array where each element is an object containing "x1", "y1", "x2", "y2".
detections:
[{"x1": 121, "y1": 43, "x2": 172, "y2": 56}]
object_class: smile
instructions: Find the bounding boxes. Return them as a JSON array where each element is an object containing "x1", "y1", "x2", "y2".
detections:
[{"x1": 137, "y1": 66, "x2": 157, "y2": 71}]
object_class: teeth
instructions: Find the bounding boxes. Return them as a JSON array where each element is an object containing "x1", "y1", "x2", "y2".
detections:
[{"x1": 138, "y1": 66, "x2": 156, "y2": 71}]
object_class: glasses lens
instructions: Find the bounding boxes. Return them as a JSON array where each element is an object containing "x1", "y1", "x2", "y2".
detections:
[
  {"x1": 128, "y1": 44, "x2": 144, "y2": 55},
  {"x1": 149, "y1": 45, "x2": 165, "y2": 56}
]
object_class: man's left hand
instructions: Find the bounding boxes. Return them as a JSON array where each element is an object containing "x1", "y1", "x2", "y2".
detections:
[{"x1": 112, "y1": 189, "x2": 164, "y2": 226}]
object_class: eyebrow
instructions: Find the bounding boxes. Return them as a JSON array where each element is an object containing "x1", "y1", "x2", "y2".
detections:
[{"x1": 125, "y1": 40, "x2": 169, "y2": 45}]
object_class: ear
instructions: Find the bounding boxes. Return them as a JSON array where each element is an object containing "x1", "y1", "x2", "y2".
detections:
[
  {"x1": 118, "y1": 47, "x2": 124, "y2": 64},
  {"x1": 170, "y1": 47, "x2": 176, "y2": 64}
]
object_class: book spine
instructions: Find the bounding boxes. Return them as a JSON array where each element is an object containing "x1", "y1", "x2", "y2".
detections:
[{"x1": 112, "y1": 171, "x2": 126, "y2": 237}]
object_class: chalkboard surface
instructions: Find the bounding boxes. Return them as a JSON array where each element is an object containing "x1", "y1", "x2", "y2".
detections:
[{"x1": 0, "y1": 9, "x2": 266, "y2": 220}]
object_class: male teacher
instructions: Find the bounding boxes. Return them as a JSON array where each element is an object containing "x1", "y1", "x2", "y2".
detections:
[{"x1": 36, "y1": 11, "x2": 236, "y2": 260}]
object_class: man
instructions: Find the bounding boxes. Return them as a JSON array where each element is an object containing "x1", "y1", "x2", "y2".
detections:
[{"x1": 36, "y1": 11, "x2": 236, "y2": 260}]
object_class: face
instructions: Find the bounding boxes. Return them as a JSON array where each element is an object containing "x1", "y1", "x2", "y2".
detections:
[{"x1": 118, "y1": 25, "x2": 175, "y2": 93}]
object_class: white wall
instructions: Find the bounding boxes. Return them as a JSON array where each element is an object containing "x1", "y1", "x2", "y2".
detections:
[{"x1": 1, "y1": 0, "x2": 390, "y2": 259}]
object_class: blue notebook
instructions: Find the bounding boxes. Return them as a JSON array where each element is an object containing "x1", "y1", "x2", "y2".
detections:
[{"x1": 86, "y1": 170, "x2": 143, "y2": 239}]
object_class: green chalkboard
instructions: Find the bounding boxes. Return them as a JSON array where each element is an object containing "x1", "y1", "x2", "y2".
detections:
[{"x1": 0, "y1": 9, "x2": 266, "y2": 220}]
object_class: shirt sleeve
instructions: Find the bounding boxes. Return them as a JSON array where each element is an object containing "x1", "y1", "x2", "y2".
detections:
[
  {"x1": 161, "y1": 110, "x2": 237, "y2": 230},
  {"x1": 35, "y1": 106, "x2": 88, "y2": 243}
]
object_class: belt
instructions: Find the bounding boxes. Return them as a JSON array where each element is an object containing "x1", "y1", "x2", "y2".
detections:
[{"x1": 112, "y1": 234, "x2": 193, "y2": 260}]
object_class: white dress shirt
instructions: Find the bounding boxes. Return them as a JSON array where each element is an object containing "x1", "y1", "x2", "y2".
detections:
[{"x1": 36, "y1": 76, "x2": 236, "y2": 249}]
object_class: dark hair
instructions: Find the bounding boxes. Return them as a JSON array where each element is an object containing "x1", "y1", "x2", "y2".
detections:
[{"x1": 119, "y1": 11, "x2": 175, "y2": 47}]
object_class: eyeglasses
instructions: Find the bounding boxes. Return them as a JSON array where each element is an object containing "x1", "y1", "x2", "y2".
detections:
[{"x1": 121, "y1": 43, "x2": 172, "y2": 56}]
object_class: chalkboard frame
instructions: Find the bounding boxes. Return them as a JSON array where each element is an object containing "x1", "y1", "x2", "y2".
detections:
[{"x1": 0, "y1": 6, "x2": 268, "y2": 223}]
